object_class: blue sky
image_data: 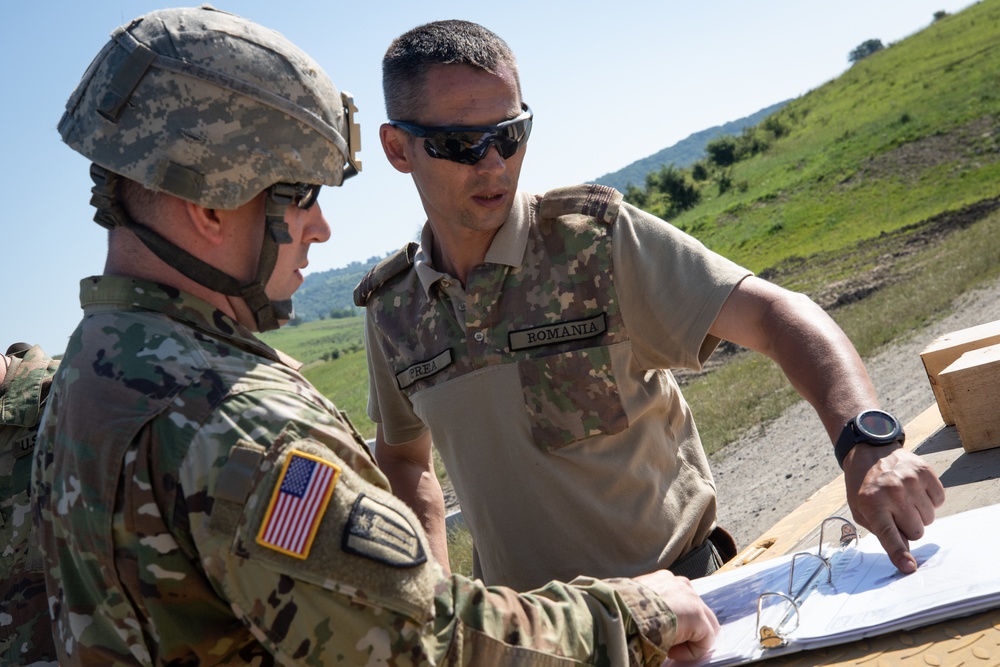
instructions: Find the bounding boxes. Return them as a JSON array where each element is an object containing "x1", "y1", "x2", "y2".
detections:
[{"x1": 2, "y1": 0, "x2": 976, "y2": 354}]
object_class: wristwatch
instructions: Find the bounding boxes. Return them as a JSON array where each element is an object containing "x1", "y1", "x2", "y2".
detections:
[{"x1": 834, "y1": 409, "x2": 905, "y2": 469}]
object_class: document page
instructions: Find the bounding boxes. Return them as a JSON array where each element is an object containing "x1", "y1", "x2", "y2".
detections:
[{"x1": 671, "y1": 503, "x2": 1000, "y2": 666}]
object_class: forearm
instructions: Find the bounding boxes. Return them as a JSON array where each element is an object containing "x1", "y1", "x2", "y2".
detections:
[
  {"x1": 391, "y1": 462, "x2": 451, "y2": 574},
  {"x1": 436, "y1": 574, "x2": 676, "y2": 666},
  {"x1": 760, "y1": 291, "x2": 879, "y2": 441},
  {"x1": 375, "y1": 429, "x2": 451, "y2": 574}
]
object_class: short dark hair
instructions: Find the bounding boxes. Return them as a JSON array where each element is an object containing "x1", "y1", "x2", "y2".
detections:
[
  {"x1": 119, "y1": 176, "x2": 165, "y2": 224},
  {"x1": 383, "y1": 20, "x2": 521, "y2": 121}
]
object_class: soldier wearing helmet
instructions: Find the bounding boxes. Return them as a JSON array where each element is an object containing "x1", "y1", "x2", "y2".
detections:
[
  {"x1": 1, "y1": 342, "x2": 59, "y2": 666},
  {"x1": 32, "y1": 7, "x2": 719, "y2": 665}
]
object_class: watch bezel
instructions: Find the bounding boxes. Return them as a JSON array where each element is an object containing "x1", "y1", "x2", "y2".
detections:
[
  {"x1": 853, "y1": 409, "x2": 904, "y2": 444},
  {"x1": 834, "y1": 409, "x2": 905, "y2": 469}
]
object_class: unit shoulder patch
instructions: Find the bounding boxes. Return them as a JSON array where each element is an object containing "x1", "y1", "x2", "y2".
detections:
[
  {"x1": 342, "y1": 493, "x2": 427, "y2": 568},
  {"x1": 353, "y1": 242, "x2": 419, "y2": 306},
  {"x1": 539, "y1": 184, "x2": 623, "y2": 225}
]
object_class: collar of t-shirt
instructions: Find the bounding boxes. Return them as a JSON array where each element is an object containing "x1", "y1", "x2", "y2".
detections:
[{"x1": 413, "y1": 190, "x2": 532, "y2": 297}]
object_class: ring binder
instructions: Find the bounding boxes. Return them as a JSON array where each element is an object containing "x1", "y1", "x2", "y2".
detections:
[
  {"x1": 754, "y1": 516, "x2": 858, "y2": 649},
  {"x1": 676, "y1": 503, "x2": 1000, "y2": 667}
]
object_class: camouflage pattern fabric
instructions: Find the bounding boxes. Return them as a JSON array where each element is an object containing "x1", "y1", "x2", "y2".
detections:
[
  {"x1": 32, "y1": 274, "x2": 678, "y2": 666},
  {"x1": 367, "y1": 186, "x2": 630, "y2": 450},
  {"x1": 59, "y1": 6, "x2": 358, "y2": 209},
  {"x1": 0, "y1": 344, "x2": 59, "y2": 666}
]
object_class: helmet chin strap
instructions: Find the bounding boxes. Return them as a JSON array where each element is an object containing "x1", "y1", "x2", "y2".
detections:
[{"x1": 90, "y1": 164, "x2": 293, "y2": 332}]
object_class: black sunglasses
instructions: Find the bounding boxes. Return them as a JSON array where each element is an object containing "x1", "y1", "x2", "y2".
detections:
[
  {"x1": 390, "y1": 105, "x2": 533, "y2": 165},
  {"x1": 268, "y1": 182, "x2": 322, "y2": 210}
]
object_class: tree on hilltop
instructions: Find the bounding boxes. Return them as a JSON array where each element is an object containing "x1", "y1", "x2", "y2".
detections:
[{"x1": 849, "y1": 39, "x2": 885, "y2": 64}]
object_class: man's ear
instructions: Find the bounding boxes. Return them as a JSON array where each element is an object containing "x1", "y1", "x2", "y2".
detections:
[
  {"x1": 184, "y1": 200, "x2": 227, "y2": 244},
  {"x1": 380, "y1": 123, "x2": 415, "y2": 174}
]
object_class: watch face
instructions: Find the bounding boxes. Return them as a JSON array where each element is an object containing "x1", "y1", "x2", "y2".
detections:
[{"x1": 857, "y1": 410, "x2": 899, "y2": 439}]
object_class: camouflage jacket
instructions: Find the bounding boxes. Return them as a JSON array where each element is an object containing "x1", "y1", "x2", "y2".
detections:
[
  {"x1": 32, "y1": 275, "x2": 678, "y2": 666},
  {"x1": 1, "y1": 344, "x2": 59, "y2": 666}
]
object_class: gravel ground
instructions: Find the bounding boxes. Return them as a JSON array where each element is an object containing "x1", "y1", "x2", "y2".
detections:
[{"x1": 711, "y1": 276, "x2": 1000, "y2": 549}]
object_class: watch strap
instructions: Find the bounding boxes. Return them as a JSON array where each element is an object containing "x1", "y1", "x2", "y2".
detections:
[
  {"x1": 834, "y1": 411, "x2": 905, "y2": 469},
  {"x1": 834, "y1": 422, "x2": 859, "y2": 469}
]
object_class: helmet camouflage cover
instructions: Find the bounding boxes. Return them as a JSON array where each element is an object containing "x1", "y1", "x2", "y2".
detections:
[{"x1": 58, "y1": 4, "x2": 361, "y2": 209}]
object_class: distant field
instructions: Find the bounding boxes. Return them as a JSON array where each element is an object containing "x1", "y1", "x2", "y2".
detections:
[{"x1": 260, "y1": 317, "x2": 374, "y2": 438}]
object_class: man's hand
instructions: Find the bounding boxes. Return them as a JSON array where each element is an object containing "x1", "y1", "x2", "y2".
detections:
[
  {"x1": 843, "y1": 445, "x2": 945, "y2": 573},
  {"x1": 633, "y1": 570, "x2": 720, "y2": 661}
]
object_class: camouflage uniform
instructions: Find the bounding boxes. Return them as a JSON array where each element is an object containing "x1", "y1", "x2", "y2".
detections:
[
  {"x1": 32, "y1": 274, "x2": 680, "y2": 666},
  {"x1": 359, "y1": 185, "x2": 752, "y2": 591},
  {"x1": 1, "y1": 344, "x2": 59, "y2": 666}
]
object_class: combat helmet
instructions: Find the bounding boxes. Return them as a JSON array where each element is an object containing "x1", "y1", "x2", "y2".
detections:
[{"x1": 58, "y1": 5, "x2": 361, "y2": 331}]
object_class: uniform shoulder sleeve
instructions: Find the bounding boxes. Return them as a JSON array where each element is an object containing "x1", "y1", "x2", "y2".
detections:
[
  {"x1": 539, "y1": 184, "x2": 623, "y2": 225},
  {"x1": 353, "y1": 242, "x2": 419, "y2": 307}
]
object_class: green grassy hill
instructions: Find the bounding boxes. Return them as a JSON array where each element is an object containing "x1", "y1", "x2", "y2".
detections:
[
  {"x1": 660, "y1": 3, "x2": 1000, "y2": 274},
  {"x1": 263, "y1": 1, "x2": 1000, "y2": 450},
  {"x1": 290, "y1": 254, "x2": 394, "y2": 322}
]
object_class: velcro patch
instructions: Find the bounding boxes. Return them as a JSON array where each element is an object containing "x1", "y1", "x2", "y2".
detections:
[
  {"x1": 256, "y1": 451, "x2": 340, "y2": 559},
  {"x1": 509, "y1": 313, "x2": 608, "y2": 350},
  {"x1": 342, "y1": 494, "x2": 427, "y2": 568},
  {"x1": 12, "y1": 432, "x2": 36, "y2": 459},
  {"x1": 395, "y1": 349, "x2": 453, "y2": 389}
]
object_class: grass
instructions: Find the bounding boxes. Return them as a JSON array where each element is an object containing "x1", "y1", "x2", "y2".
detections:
[
  {"x1": 666, "y1": 2, "x2": 1000, "y2": 274},
  {"x1": 260, "y1": 317, "x2": 365, "y2": 367},
  {"x1": 260, "y1": 319, "x2": 375, "y2": 438}
]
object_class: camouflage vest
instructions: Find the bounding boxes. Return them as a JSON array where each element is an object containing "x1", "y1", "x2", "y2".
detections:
[{"x1": 360, "y1": 185, "x2": 633, "y2": 449}]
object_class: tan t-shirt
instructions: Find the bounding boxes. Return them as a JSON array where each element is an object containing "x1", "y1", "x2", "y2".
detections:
[{"x1": 365, "y1": 185, "x2": 752, "y2": 591}]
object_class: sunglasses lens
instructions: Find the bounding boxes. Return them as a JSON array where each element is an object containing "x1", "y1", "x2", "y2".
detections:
[
  {"x1": 423, "y1": 116, "x2": 532, "y2": 165},
  {"x1": 296, "y1": 184, "x2": 322, "y2": 209},
  {"x1": 269, "y1": 183, "x2": 322, "y2": 209}
]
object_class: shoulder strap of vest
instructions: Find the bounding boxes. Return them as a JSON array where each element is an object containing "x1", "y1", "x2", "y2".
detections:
[
  {"x1": 539, "y1": 184, "x2": 623, "y2": 225},
  {"x1": 353, "y1": 242, "x2": 419, "y2": 307}
]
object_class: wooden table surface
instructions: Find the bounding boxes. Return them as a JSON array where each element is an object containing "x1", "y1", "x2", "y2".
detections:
[{"x1": 716, "y1": 403, "x2": 1000, "y2": 666}]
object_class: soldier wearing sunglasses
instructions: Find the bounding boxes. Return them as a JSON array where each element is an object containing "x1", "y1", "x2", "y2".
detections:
[
  {"x1": 358, "y1": 20, "x2": 944, "y2": 596},
  {"x1": 33, "y1": 7, "x2": 721, "y2": 665}
]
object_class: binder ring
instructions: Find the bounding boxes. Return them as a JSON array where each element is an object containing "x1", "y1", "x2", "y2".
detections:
[
  {"x1": 819, "y1": 515, "x2": 858, "y2": 552},
  {"x1": 756, "y1": 591, "x2": 800, "y2": 648},
  {"x1": 755, "y1": 516, "x2": 858, "y2": 650},
  {"x1": 788, "y1": 551, "x2": 832, "y2": 594}
]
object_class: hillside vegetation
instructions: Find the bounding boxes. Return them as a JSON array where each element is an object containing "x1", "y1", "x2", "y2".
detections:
[
  {"x1": 591, "y1": 99, "x2": 790, "y2": 192},
  {"x1": 641, "y1": 2, "x2": 1000, "y2": 275},
  {"x1": 290, "y1": 256, "x2": 388, "y2": 322},
  {"x1": 263, "y1": 1, "x2": 1000, "y2": 452}
]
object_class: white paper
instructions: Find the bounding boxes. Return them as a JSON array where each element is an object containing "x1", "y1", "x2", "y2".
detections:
[{"x1": 668, "y1": 503, "x2": 1000, "y2": 667}]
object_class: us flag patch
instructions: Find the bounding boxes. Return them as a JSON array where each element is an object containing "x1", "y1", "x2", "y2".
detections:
[{"x1": 256, "y1": 451, "x2": 340, "y2": 559}]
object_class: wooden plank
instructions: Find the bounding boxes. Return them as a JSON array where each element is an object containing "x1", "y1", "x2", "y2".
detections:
[
  {"x1": 938, "y1": 343, "x2": 1000, "y2": 451},
  {"x1": 919, "y1": 319, "x2": 1000, "y2": 424}
]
